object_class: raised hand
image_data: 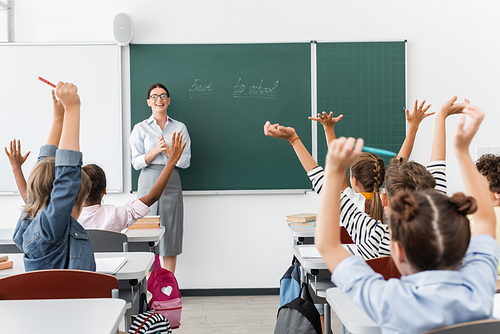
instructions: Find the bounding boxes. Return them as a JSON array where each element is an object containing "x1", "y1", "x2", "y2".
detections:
[
  {"x1": 405, "y1": 99, "x2": 434, "y2": 128},
  {"x1": 52, "y1": 89, "x2": 65, "y2": 120},
  {"x1": 326, "y1": 137, "x2": 364, "y2": 174},
  {"x1": 5, "y1": 139, "x2": 30, "y2": 170},
  {"x1": 308, "y1": 111, "x2": 343, "y2": 128},
  {"x1": 165, "y1": 132, "x2": 187, "y2": 163},
  {"x1": 263, "y1": 121, "x2": 297, "y2": 142},
  {"x1": 454, "y1": 105, "x2": 485, "y2": 153},
  {"x1": 55, "y1": 82, "x2": 80, "y2": 109},
  {"x1": 438, "y1": 96, "x2": 467, "y2": 118}
]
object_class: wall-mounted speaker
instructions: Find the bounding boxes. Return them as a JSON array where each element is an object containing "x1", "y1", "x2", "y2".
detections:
[{"x1": 113, "y1": 13, "x2": 134, "y2": 45}]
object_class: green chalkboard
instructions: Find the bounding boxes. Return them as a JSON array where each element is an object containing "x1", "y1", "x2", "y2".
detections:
[
  {"x1": 130, "y1": 43, "x2": 312, "y2": 191},
  {"x1": 316, "y1": 42, "x2": 406, "y2": 169}
]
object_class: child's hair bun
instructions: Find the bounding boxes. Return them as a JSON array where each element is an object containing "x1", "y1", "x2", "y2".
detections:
[
  {"x1": 390, "y1": 192, "x2": 419, "y2": 221},
  {"x1": 449, "y1": 192, "x2": 477, "y2": 216}
]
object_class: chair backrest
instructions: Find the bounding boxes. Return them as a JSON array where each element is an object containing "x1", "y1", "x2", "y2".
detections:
[
  {"x1": 422, "y1": 319, "x2": 500, "y2": 334},
  {"x1": 87, "y1": 229, "x2": 128, "y2": 252},
  {"x1": 340, "y1": 226, "x2": 354, "y2": 244},
  {"x1": 365, "y1": 256, "x2": 401, "y2": 280},
  {"x1": 0, "y1": 269, "x2": 119, "y2": 300}
]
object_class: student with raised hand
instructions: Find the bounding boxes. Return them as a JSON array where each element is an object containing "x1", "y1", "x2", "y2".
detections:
[
  {"x1": 335, "y1": 97, "x2": 465, "y2": 259},
  {"x1": 315, "y1": 105, "x2": 497, "y2": 334},
  {"x1": 79, "y1": 132, "x2": 186, "y2": 232},
  {"x1": 5, "y1": 139, "x2": 31, "y2": 203},
  {"x1": 471, "y1": 153, "x2": 500, "y2": 252},
  {"x1": 12, "y1": 82, "x2": 94, "y2": 272}
]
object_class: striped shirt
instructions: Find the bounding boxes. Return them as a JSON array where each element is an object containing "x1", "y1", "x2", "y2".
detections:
[{"x1": 307, "y1": 161, "x2": 447, "y2": 260}]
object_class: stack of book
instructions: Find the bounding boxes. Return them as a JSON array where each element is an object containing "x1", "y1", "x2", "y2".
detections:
[
  {"x1": 0, "y1": 255, "x2": 13, "y2": 270},
  {"x1": 128, "y1": 215, "x2": 161, "y2": 229},
  {"x1": 286, "y1": 213, "x2": 316, "y2": 226}
]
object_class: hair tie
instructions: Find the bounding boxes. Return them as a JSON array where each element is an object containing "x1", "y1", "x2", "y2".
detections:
[
  {"x1": 289, "y1": 136, "x2": 301, "y2": 146},
  {"x1": 361, "y1": 192, "x2": 373, "y2": 200}
]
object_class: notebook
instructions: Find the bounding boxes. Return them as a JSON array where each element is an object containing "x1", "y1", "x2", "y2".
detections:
[
  {"x1": 95, "y1": 257, "x2": 127, "y2": 275},
  {"x1": 298, "y1": 244, "x2": 360, "y2": 259}
]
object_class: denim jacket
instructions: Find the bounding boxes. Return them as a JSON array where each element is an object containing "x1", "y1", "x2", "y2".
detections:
[{"x1": 13, "y1": 145, "x2": 96, "y2": 272}]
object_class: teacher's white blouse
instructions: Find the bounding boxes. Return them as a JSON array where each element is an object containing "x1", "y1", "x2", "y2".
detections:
[{"x1": 130, "y1": 115, "x2": 191, "y2": 170}]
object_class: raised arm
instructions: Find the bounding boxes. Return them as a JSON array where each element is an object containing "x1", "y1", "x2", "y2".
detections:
[
  {"x1": 4, "y1": 139, "x2": 30, "y2": 202},
  {"x1": 139, "y1": 131, "x2": 186, "y2": 206},
  {"x1": 397, "y1": 99, "x2": 434, "y2": 159},
  {"x1": 309, "y1": 111, "x2": 343, "y2": 145},
  {"x1": 56, "y1": 83, "x2": 80, "y2": 151},
  {"x1": 430, "y1": 96, "x2": 467, "y2": 162},
  {"x1": 45, "y1": 90, "x2": 65, "y2": 147},
  {"x1": 316, "y1": 137, "x2": 364, "y2": 272},
  {"x1": 264, "y1": 121, "x2": 318, "y2": 173},
  {"x1": 454, "y1": 105, "x2": 495, "y2": 238}
]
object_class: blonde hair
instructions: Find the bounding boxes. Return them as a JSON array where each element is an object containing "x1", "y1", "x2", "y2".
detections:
[
  {"x1": 350, "y1": 152, "x2": 385, "y2": 221},
  {"x1": 24, "y1": 157, "x2": 92, "y2": 219}
]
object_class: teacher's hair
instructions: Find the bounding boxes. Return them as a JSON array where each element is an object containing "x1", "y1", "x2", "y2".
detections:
[{"x1": 147, "y1": 83, "x2": 170, "y2": 99}]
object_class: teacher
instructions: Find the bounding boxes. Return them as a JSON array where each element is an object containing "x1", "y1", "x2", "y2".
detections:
[{"x1": 130, "y1": 83, "x2": 191, "y2": 274}]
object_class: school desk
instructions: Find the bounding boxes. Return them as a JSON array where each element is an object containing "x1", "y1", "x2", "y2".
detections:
[
  {"x1": 326, "y1": 287, "x2": 380, "y2": 334},
  {"x1": 287, "y1": 222, "x2": 315, "y2": 245},
  {"x1": 0, "y1": 227, "x2": 165, "y2": 254},
  {"x1": 0, "y1": 228, "x2": 19, "y2": 253},
  {"x1": 0, "y1": 252, "x2": 154, "y2": 329},
  {"x1": 292, "y1": 244, "x2": 361, "y2": 333},
  {"x1": 124, "y1": 226, "x2": 165, "y2": 253},
  {"x1": 327, "y1": 289, "x2": 500, "y2": 334},
  {"x1": 0, "y1": 298, "x2": 126, "y2": 334}
]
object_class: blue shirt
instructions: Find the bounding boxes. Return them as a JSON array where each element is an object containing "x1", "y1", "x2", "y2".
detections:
[
  {"x1": 13, "y1": 145, "x2": 96, "y2": 272},
  {"x1": 130, "y1": 115, "x2": 191, "y2": 170},
  {"x1": 332, "y1": 235, "x2": 499, "y2": 334}
]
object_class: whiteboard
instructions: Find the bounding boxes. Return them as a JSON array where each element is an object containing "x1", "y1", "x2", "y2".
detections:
[{"x1": 0, "y1": 44, "x2": 122, "y2": 193}]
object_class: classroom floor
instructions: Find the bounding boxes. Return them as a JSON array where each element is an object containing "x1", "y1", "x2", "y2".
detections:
[{"x1": 121, "y1": 295, "x2": 342, "y2": 333}]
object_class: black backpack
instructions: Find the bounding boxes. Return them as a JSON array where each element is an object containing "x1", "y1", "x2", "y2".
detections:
[{"x1": 274, "y1": 283, "x2": 322, "y2": 334}]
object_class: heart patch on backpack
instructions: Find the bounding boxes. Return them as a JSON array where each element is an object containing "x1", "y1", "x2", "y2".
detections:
[{"x1": 162, "y1": 286, "x2": 173, "y2": 296}]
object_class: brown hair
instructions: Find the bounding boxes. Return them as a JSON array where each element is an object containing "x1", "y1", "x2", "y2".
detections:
[
  {"x1": 385, "y1": 157, "x2": 436, "y2": 198},
  {"x1": 351, "y1": 153, "x2": 385, "y2": 221},
  {"x1": 147, "y1": 83, "x2": 170, "y2": 99},
  {"x1": 82, "y1": 164, "x2": 106, "y2": 206},
  {"x1": 24, "y1": 157, "x2": 92, "y2": 219},
  {"x1": 389, "y1": 190, "x2": 475, "y2": 271},
  {"x1": 475, "y1": 153, "x2": 500, "y2": 193}
]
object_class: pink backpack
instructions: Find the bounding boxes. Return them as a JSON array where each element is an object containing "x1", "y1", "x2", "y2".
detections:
[{"x1": 147, "y1": 255, "x2": 182, "y2": 329}]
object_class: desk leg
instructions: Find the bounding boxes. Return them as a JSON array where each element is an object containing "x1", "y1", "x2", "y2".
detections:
[{"x1": 324, "y1": 302, "x2": 331, "y2": 334}]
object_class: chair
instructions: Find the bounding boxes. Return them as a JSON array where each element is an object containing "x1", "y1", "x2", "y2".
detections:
[
  {"x1": 87, "y1": 229, "x2": 129, "y2": 252},
  {"x1": 0, "y1": 269, "x2": 119, "y2": 300},
  {"x1": 365, "y1": 256, "x2": 401, "y2": 280},
  {"x1": 340, "y1": 226, "x2": 354, "y2": 244},
  {"x1": 422, "y1": 319, "x2": 500, "y2": 333}
]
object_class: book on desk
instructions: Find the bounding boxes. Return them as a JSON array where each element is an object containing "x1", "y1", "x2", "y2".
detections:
[
  {"x1": 0, "y1": 255, "x2": 13, "y2": 270},
  {"x1": 286, "y1": 213, "x2": 316, "y2": 225},
  {"x1": 128, "y1": 215, "x2": 161, "y2": 229}
]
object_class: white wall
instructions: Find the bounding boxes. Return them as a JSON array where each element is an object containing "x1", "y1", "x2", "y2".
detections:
[{"x1": 0, "y1": 0, "x2": 499, "y2": 289}]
